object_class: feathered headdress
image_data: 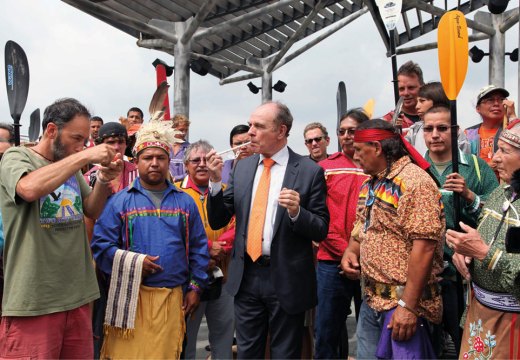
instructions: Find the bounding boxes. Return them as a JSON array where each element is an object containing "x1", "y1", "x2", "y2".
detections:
[
  {"x1": 148, "y1": 81, "x2": 169, "y2": 123},
  {"x1": 132, "y1": 81, "x2": 183, "y2": 156}
]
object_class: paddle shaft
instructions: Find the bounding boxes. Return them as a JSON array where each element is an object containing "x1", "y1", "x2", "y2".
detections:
[
  {"x1": 390, "y1": 29, "x2": 399, "y2": 104},
  {"x1": 450, "y1": 99, "x2": 461, "y2": 230},
  {"x1": 13, "y1": 115, "x2": 21, "y2": 146}
]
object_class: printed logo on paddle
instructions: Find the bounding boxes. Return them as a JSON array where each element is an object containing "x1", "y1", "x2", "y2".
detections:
[
  {"x1": 7, "y1": 65, "x2": 14, "y2": 90},
  {"x1": 39, "y1": 175, "x2": 84, "y2": 229}
]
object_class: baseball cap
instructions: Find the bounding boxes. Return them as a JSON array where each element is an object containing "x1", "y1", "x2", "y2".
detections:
[
  {"x1": 95, "y1": 122, "x2": 128, "y2": 144},
  {"x1": 476, "y1": 85, "x2": 509, "y2": 104}
]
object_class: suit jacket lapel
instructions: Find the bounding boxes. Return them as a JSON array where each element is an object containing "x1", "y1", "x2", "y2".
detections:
[{"x1": 272, "y1": 149, "x2": 299, "y2": 238}]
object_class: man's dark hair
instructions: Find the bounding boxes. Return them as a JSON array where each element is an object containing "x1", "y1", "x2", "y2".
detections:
[
  {"x1": 0, "y1": 123, "x2": 14, "y2": 144},
  {"x1": 90, "y1": 116, "x2": 104, "y2": 124},
  {"x1": 127, "y1": 107, "x2": 144, "y2": 119},
  {"x1": 423, "y1": 105, "x2": 451, "y2": 119},
  {"x1": 229, "y1": 124, "x2": 250, "y2": 146},
  {"x1": 42, "y1": 98, "x2": 91, "y2": 131},
  {"x1": 398, "y1": 60, "x2": 425, "y2": 86},
  {"x1": 357, "y1": 119, "x2": 407, "y2": 175},
  {"x1": 268, "y1": 101, "x2": 293, "y2": 137},
  {"x1": 340, "y1": 108, "x2": 370, "y2": 126},
  {"x1": 418, "y1": 82, "x2": 449, "y2": 107}
]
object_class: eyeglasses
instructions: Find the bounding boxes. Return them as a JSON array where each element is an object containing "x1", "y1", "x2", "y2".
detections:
[
  {"x1": 337, "y1": 128, "x2": 356, "y2": 136},
  {"x1": 188, "y1": 157, "x2": 206, "y2": 165},
  {"x1": 304, "y1": 136, "x2": 324, "y2": 145},
  {"x1": 423, "y1": 125, "x2": 457, "y2": 133},
  {"x1": 480, "y1": 96, "x2": 506, "y2": 105}
]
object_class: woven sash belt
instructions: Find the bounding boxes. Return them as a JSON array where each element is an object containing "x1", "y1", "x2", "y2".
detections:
[{"x1": 473, "y1": 282, "x2": 520, "y2": 313}]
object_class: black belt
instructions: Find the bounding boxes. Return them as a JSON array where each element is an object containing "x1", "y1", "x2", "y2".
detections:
[{"x1": 247, "y1": 254, "x2": 271, "y2": 267}]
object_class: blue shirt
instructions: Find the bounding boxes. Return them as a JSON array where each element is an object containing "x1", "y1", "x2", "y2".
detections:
[{"x1": 91, "y1": 178, "x2": 209, "y2": 289}]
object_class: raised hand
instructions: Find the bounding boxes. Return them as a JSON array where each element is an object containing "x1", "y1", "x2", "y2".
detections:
[
  {"x1": 446, "y1": 222, "x2": 489, "y2": 260},
  {"x1": 205, "y1": 149, "x2": 223, "y2": 182},
  {"x1": 84, "y1": 143, "x2": 118, "y2": 166},
  {"x1": 444, "y1": 172, "x2": 473, "y2": 202}
]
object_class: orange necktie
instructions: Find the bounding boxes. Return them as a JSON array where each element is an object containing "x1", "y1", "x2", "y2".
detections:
[{"x1": 247, "y1": 158, "x2": 275, "y2": 262}]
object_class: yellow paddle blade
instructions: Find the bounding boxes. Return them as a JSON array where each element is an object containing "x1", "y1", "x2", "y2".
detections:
[
  {"x1": 438, "y1": 10, "x2": 469, "y2": 100},
  {"x1": 363, "y1": 98, "x2": 375, "y2": 118}
]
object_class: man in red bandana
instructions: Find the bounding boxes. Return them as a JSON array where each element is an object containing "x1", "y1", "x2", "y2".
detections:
[{"x1": 341, "y1": 119, "x2": 445, "y2": 359}]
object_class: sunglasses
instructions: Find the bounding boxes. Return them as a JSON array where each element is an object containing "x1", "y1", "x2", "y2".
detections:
[
  {"x1": 304, "y1": 136, "x2": 324, "y2": 145},
  {"x1": 423, "y1": 125, "x2": 457, "y2": 133},
  {"x1": 337, "y1": 128, "x2": 356, "y2": 136},
  {"x1": 188, "y1": 157, "x2": 207, "y2": 165}
]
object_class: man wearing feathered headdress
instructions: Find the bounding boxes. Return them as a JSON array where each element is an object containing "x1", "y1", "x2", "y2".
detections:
[{"x1": 91, "y1": 120, "x2": 209, "y2": 359}]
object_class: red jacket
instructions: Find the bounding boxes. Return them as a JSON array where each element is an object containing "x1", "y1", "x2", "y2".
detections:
[{"x1": 318, "y1": 152, "x2": 368, "y2": 261}]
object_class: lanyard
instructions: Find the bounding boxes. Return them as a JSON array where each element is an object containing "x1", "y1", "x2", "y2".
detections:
[{"x1": 490, "y1": 192, "x2": 517, "y2": 247}]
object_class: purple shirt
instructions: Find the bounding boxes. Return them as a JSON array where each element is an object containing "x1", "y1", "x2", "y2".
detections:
[
  {"x1": 169, "y1": 141, "x2": 189, "y2": 182},
  {"x1": 221, "y1": 159, "x2": 234, "y2": 185}
]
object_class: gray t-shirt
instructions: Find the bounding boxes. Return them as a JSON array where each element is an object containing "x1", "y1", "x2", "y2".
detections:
[
  {"x1": 146, "y1": 188, "x2": 166, "y2": 209},
  {"x1": 0, "y1": 146, "x2": 99, "y2": 316},
  {"x1": 433, "y1": 160, "x2": 452, "y2": 175}
]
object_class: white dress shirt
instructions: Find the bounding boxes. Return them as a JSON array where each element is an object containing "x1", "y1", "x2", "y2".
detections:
[{"x1": 209, "y1": 146, "x2": 293, "y2": 256}]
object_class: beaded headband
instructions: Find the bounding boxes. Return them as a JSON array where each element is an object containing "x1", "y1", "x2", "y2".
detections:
[
  {"x1": 500, "y1": 129, "x2": 520, "y2": 149},
  {"x1": 134, "y1": 141, "x2": 171, "y2": 155}
]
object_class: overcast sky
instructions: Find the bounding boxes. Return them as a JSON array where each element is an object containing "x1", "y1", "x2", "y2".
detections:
[{"x1": 0, "y1": 1, "x2": 518, "y2": 155}]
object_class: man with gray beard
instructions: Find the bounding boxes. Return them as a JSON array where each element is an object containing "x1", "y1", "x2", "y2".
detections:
[{"x1": 0, "y1": 98, "x2": 123, "y2": 359}]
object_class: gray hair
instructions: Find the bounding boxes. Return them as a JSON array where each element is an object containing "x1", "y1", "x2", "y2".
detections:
[{"x1": 184, "y1": 140, "x2": 213, "y2": 164}]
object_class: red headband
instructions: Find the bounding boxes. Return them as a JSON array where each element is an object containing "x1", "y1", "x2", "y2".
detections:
[
  {"x1": 354, "y1": 129, "x2": 396, "y2": 143},
  {"x1": 354, "y1": 129, "x2": 430, "y2": 171}
]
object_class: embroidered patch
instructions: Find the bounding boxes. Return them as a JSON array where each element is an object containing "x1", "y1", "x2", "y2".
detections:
[{"x1": 463, "y1": 319, "x2": 496, "y2": 359}]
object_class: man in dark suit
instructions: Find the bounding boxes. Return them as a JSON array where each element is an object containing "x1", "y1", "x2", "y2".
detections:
[{"x1": 206, "y1": 101, "x2": 329, "y2": 359}]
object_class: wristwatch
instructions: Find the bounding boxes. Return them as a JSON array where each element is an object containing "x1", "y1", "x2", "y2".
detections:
[{"x1": 397, "y1": 299, "x2": 420, "y2": 317}]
